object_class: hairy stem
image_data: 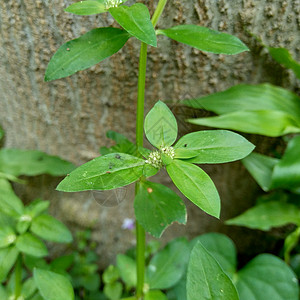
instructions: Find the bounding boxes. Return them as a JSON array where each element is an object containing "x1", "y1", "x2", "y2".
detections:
[
  {"x1": 135, "y1": 0, "x2": 168, "y2": 299},
  {"x1": 15, "y1": 254, "x2": 22, "y2": 298}
]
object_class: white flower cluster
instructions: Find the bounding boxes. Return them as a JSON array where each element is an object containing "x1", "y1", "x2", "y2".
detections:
[
  {"x1": 161, "y1": 146, "x2": 175, "y2": 159},
  {"x1": 145, "y1": 151, "x2": 162, "y2": 169},
  {"x1": 145, "y1": 146, "x2": 175, "y2": 169},
  {"x1": 105, "y1": 0, "x2": 123, "y2": 9}
]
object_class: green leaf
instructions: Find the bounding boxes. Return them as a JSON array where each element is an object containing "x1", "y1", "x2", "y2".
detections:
[
  {"x1": 166, "y1": 160, "x2": 220, "y2": 218},
  {"x1": 103, "y1": 265, "x2": 120, "y2": 284},
  {"x1": 0, "y1": 171, "x2": 26, "y2": 184},
  {"x1": 134, "y1": 180, "x2": 186, "y2": 238},
  {"x1": 22, "y1": 277, "x2": 37, "y2": 299},
  {"x1": 142, "y1": 163, "x2": 159, "y2": 178},
  {"x1": 26, "y1": 200, "x2": 50, "y2": 218},
  {"x1": 57, "y1": 153, "x2": 145, "y2": 192},
  {"x1": 0, "y1": 149, "x2": 75, "y2": 176},
  {"x1": 0, "y1": 211, "x2": 15, "y2": 228},
  {"x1": 174, "y1": 148, "x2": 198, "y2": 159},
  {"x1": 50, "y1": 254, "x2": 75, "y2": 272},
  {"x1": 271, "y1": 135, "x2": 300, "y2": 189},
  {"x1": 226, "y1": 201, "x2": 300, "y2": 230},
  {"x1": 242, "y1": 153, "x2": 279, "y2": 191},
  {"x1": 16, "y1": 233, "x2": 48, "y2": 257},
  {"x1": 0, "y1": 179, "x2": 24, "y2": 217},
  {"x1": 145, "y1": 290, "x2": 168, "y2": 300},
  {"x1": 45, "y1": 28, "x2": 130, "y2": 81},
  {"x1": 34, "y1": 268, "x2": 74, "y2": 300},
  {"x1": 184, "y1": 84, "x2": 300, "y2": 120},
  {"x1": 0, "y1": 285, "x2": 8, "y2": 299},
  {"x1": 0, "y1": 246, "x2": 19, "y2": 283},
  {"x1": 104, "y1": 282, "x2": 123, "y2": 300},
  {"x1": 284, "y1": 227, "x2": 300, "y2": 263},
  {"x1": 65, "y1": 0, "x2": 107, "y2": 15},
  {"x1": 166, "y1": 279, "x2": 187, "y2": 300},
  {"x1": 147, "y1": 237, "x2": 189, "y2": 289},
  {"x1": 191, "y1": 233, "x2": 237, "y2": 279},
  {"x1": 31, "y1": 294, "x2": 44, "y2": 300},
  {"x1": 187, "y1": 242, "x2": 239, "y2": 300},
  {"x1": 24, "y1": 255, "x2": 49, "y2": 271},
  {"x1": 188, "y1": 110, "x2": 300, "y2": 137},
  {"x1": 31, "y1": 215, "x2": 73, "y2": 243},
  {"x1": 100, "y1": 130, "x2": 136, "y2": 156},
  {"x1": 174, "y1": 130, "x2": 254, "y2": 164},
  {"x1": 17, "y1": 217, "x2": 32, "y2": 234},
  {"x1": 268, "y1": 47, "x2": 300, "y2": 79},
  {"x1": 110, "y1": 3, "x2": 157, "y2": 47},
  {"x1": 116, "y1": 254, "x2": 136, "y2": 289},
  {"x1": 144, "y1": 101, "x2": 178, "y2": 148},
  {"x1": 185, "y1": 83, "x2": 300, "y2": 137},
  {"x1": 157, "y1": 25, "x2": 249, "y2": 55},
  {"x1": 236, "y1": 254, "x2": 299, "y2": 300},
  {"x1": 0, "y1": 226, "x2": 16, "y2": 248}
]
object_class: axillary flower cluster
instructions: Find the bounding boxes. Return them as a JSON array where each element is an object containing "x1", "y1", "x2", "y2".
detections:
[
  {"x1": 145, "y1": 146, "x2": 175, "y2": 169},
  {"x1": 105, "y1": 0, "x2": 124, "y2": 9}
]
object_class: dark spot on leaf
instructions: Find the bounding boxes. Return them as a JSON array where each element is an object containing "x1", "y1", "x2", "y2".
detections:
[
  {"x1": 147, "y1": 187, "x2": 153, "y2": 193},
  {"x1": 66, "y1": 48, "x2": 70, "y2": 51},
  {"x1": 115, "y1": 154, "x2": 121, "y2": 159},
  {"x1": 108, "y1": 162, "x2": 115, "y2": 169},
  {"x1": 37, "y1": 156, "x2": 44, "y2": 161},
  {"x1": 184, "y1": 144, "x2": 187, "y2": 147},
  {"x1": 106, "y1": 171, "x2": 111, "y2": 174}
]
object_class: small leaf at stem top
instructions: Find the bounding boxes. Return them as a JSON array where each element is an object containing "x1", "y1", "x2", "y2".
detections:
[
  {"x1": 109, "y1": 3, "x2": 157, "y2": 47},
  {"x1": 65, "y1": 0, "x2": 107, "y2": 15},
  {"x1": 144, "y1": 101, "x2": 178, "y2": 148}
]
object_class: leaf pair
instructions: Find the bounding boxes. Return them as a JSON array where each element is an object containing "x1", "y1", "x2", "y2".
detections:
[
  {"x1": 45, "y1": 1, "x2": 249, "y2": 82},
  {"x1": 185, "y1": 83, "x2": 300, "y2": 137},
  {"x1": 58, "y1": 101, "x2": 254, "y2": 235}
]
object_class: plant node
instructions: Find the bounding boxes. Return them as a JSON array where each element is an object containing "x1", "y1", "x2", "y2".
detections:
[{"x1": 145, "y1": 146, "x2": 175, "y2": 168}]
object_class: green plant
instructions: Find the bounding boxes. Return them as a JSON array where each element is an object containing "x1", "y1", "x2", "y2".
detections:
[
  {"x1": 44, "y1": 0, "x2": 257, "y2": 299},
  {"x1": 183, "y1": 45, "x2": 300, "y2": 284},
  {"x1": 70, "y1": 230, "x2": 103, "y2": 300},
  {"x1": 0, "y1": 129, "x2": 75, "y2": 300},
  {"x1": 99, "y1": 233, "x2": 299, "y2": 300}
]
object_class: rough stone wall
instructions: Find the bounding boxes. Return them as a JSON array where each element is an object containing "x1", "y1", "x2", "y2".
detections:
[{"x1": 1, "y1": 0, "x2": 300, "y2": 266}]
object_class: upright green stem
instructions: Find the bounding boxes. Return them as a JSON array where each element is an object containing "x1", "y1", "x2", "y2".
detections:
[
  {"x1": 15, "y1": 254, "x2": 22, "y2": 299},
  {"x1": 136, "y1": 42, "x2": 148, "y2": 149},
  {"x1": 135, "y1": 1, "x2": 168, "y2": 299},
  {"x1": 151, "y1": 0, "x2": 168, "y2": 26}
]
